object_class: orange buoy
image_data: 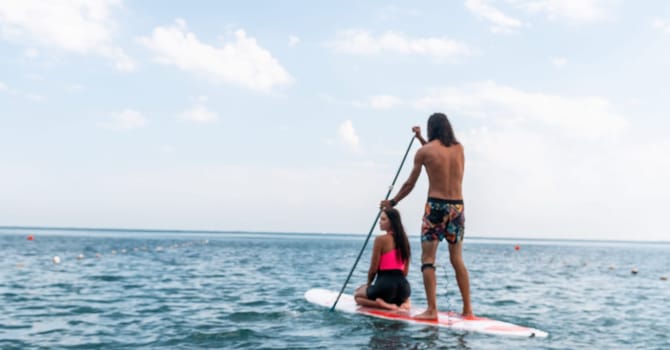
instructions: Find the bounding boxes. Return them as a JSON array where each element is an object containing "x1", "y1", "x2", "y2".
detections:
[
  {"x1": 514, "y1": 245, "x2": 520, "y2": 251},
  {"x1": 27, "y1": 235, "x2": 34, "y2": 241}
]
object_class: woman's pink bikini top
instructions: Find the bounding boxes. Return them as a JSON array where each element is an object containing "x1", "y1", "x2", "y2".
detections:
[{"x1": 379, "y1": 249, "x2": 405, "y2": 271}]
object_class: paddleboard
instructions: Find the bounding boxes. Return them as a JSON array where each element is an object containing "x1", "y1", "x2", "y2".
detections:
[{"x1": 305, "y1": 288, "x2": 548, "y2": 338}]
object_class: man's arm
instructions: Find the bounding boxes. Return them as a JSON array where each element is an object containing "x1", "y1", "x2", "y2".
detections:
[
  {"x1": 381, "y1": 150, "x2": 423, "y2": 208},
  {"x1": 412, "y1": 126, "x2": 427, "y2": 145}
]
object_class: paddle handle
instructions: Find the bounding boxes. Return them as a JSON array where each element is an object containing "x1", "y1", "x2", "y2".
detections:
[{"x1": 330, "y1": 135, "x2": 415, "y2": 311}]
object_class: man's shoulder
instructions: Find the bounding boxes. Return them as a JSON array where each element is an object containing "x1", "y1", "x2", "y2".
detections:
[
  {"x1": 420, "y1": 142, "x2": 463, "y2": 159},
  {"x1": 441, "y1": 142, "x2": 463, "y2": 151}
]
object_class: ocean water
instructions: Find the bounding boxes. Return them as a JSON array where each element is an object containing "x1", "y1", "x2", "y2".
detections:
[{"x1": 1, "y1": 229, "x2": 669, "y2": 349}]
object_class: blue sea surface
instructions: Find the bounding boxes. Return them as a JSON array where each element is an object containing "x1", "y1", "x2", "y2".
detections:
[{"x1": 1, "y1": 228, "x2": 669, "y2": 349}]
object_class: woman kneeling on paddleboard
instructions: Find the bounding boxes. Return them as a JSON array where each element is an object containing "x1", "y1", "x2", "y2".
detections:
[{"x1": 354, "y1": 208, "x2": 411, "y2": 311}]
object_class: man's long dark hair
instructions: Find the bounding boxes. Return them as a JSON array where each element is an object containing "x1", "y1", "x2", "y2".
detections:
[
  {"x1": 384, "y1": 208, "x2": 411, "y2": 263},
  {"x1": 427, "y1": 113, "x2": 459, "y2": 146}
]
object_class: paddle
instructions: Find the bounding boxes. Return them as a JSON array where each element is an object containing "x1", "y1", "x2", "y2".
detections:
[{"x1": 330, "y1": 135, "x2": 416, "y2": 311}]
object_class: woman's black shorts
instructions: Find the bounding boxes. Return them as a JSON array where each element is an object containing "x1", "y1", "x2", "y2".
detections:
[{"x1": 366, "y1": 270, "x2": 411, "y2": 306}]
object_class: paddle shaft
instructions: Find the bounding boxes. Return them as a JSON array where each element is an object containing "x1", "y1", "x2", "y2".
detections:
[{"x1": 330, "y1": 136, "x2": 416, "y2": 311}]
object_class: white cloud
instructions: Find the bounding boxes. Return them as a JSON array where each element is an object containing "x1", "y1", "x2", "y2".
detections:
[
  {"x1": 26, "y1": 73, "x2": 42, "y2": 81},
  {"x1": 513, "y1": 0, "x2": 612, "y2": 22},
  {"x1": 465, "y1": 0, "x2": 524, "y2": 34},
  {"x1": 98, "y1": 109, "x2": 148, "y2": 131},
  {"x1": 319, "y1": 93, "x2": 338, "y2": 103},
  {"x1": 98, "y1": 45, "x2": 136, "y2": 72},
  {"x1": 180, "y1": 97, "x2": 219, "y2": 123},
  {"x1": 66, "y1": 84, "x2": 85, "y2": 92},
  {"x1": 138, "y1": 19, "x2": 292, "y2": 91},
  {"x1": 378, "y1": 5, "x2": 423, "y2": 20},
  {"x1": 414, "y1": 81, "x2": 627, "y2": 139},
  {"x1": 458, "y1": 125, "x2": 670, "y2": 240},
  {"x1": 0, "y1": 81, "x2": 19, "y2": 95},
  {"x1": 0, "y1": 80, "x2": 41, "y2": 100},
  {"x1": 466, "y1": 0, "x2": 615, "y2": 29},
  {"x1": 180, "y1": 105, "x2": 218, "y2": 123},
  {"x1": 653, "y1": 19, "x2": 670, "y2": 34},
  {"x1": 415, "y1": 82, "x2": 662, "y2": 240},
  {"x1": 2, "y1": 163, "x2": 392, "y2": 234},
  {"x1": 25, "y1": 93, "x2": 44, "y2": 102},
  {"x1": 550, "y1": 56, "x2": 567, "y2": 68},
  {"x1": 288, "y1": 35, "x2": 300, "y2": 47},
  {"x1": 0, "y1": 0, "x2": 135, "y2": 71},
  {"x1": 328, "y1": 30, "x2": 470, "y2": 60},
  {"x1": 369, "y1": 95, "x2": 403, "y2": 109},
  {"x1": 338, "y1": 120, "x2": 360, "y2": 152},
  {"x1": 23, "y1": 47, "x2": 39, "y2": 59}
]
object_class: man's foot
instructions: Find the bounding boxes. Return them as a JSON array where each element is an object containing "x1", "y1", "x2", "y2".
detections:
[
  {"x1": 413, "y1": 309, "x2": 438, "y2": 320},
  {"x1": 461, "y1": 312, "x2": 476, "y2": 320},
  {"x1": 461, "y1": 307, "x2": 475, "y2": 319}
]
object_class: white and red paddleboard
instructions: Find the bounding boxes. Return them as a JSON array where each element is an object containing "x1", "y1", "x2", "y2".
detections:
[{"x1": 304, "y1": 288, "x2": 548, "y2": 338}]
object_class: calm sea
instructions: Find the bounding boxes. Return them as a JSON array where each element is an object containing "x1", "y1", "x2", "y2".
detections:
[{"x1": 1, "y1": 228, "x2": 669, "y2": 349}]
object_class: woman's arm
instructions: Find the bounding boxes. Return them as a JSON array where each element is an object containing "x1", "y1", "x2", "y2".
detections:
[{"x1": 367, "y1": 237, "x2": 382, "y2": 285}]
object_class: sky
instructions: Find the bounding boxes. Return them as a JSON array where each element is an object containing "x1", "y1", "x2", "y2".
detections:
[{"x1": 1, "y1": 1, "x2": 669, "y2": 241}]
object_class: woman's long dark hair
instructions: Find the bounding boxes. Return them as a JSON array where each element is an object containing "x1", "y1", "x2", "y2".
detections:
[
  {"x1": 427, "y1": 113, "x2": 459, "y2": 146},
  {"x1": 383, "y1": 208, "x2": 411, "y2": 263}
]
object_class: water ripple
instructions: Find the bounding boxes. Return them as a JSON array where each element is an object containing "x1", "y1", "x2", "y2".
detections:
[{"x1": 1, "y1": 233, "x2": 669, "y2": 349}]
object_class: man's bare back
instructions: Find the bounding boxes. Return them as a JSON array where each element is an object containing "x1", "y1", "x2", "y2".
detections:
[{"x1": 417, "y1": 140, "x2": 464, "y2": 200}]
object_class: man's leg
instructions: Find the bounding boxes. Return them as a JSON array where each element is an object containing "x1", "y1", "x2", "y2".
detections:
[
  {"x1": 448, "y1": 241, "x2": 473, "y2": 317},
  {"x1": 414, "y1": 239, "x2": 439, "y2": 320}
]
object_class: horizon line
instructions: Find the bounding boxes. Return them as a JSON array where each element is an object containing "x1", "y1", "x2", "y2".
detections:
[{"x1": 1, "y1": 225, "x2": 669, "y2": 244}]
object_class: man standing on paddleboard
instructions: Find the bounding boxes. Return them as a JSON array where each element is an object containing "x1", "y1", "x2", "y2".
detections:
[{"x1": 380, "y1": 113, "x2": 474, "y2": 320}]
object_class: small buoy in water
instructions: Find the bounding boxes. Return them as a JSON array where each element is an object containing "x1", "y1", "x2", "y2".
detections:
[
  {"x1": 27, "y1": 235, "x2": 34, "y2": 241},
  {"x1": 77, "y1": 254, "x2": 84, "y2": 260},
  {"x1": 52, "y1": 256, "x2": 61, "y2": 264},
  {"x1": 608, "y1": 265, "x2": 615, "y2": 270},
  {"x1": 631, "y1": 267, "x2": 638, "y2": 274},
  {"x1": 661, "y1": 276, "x2": 668, "y2": 281},
  {"x1": 514, "y1": 245, "x2": 520, "y2": 251}
]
